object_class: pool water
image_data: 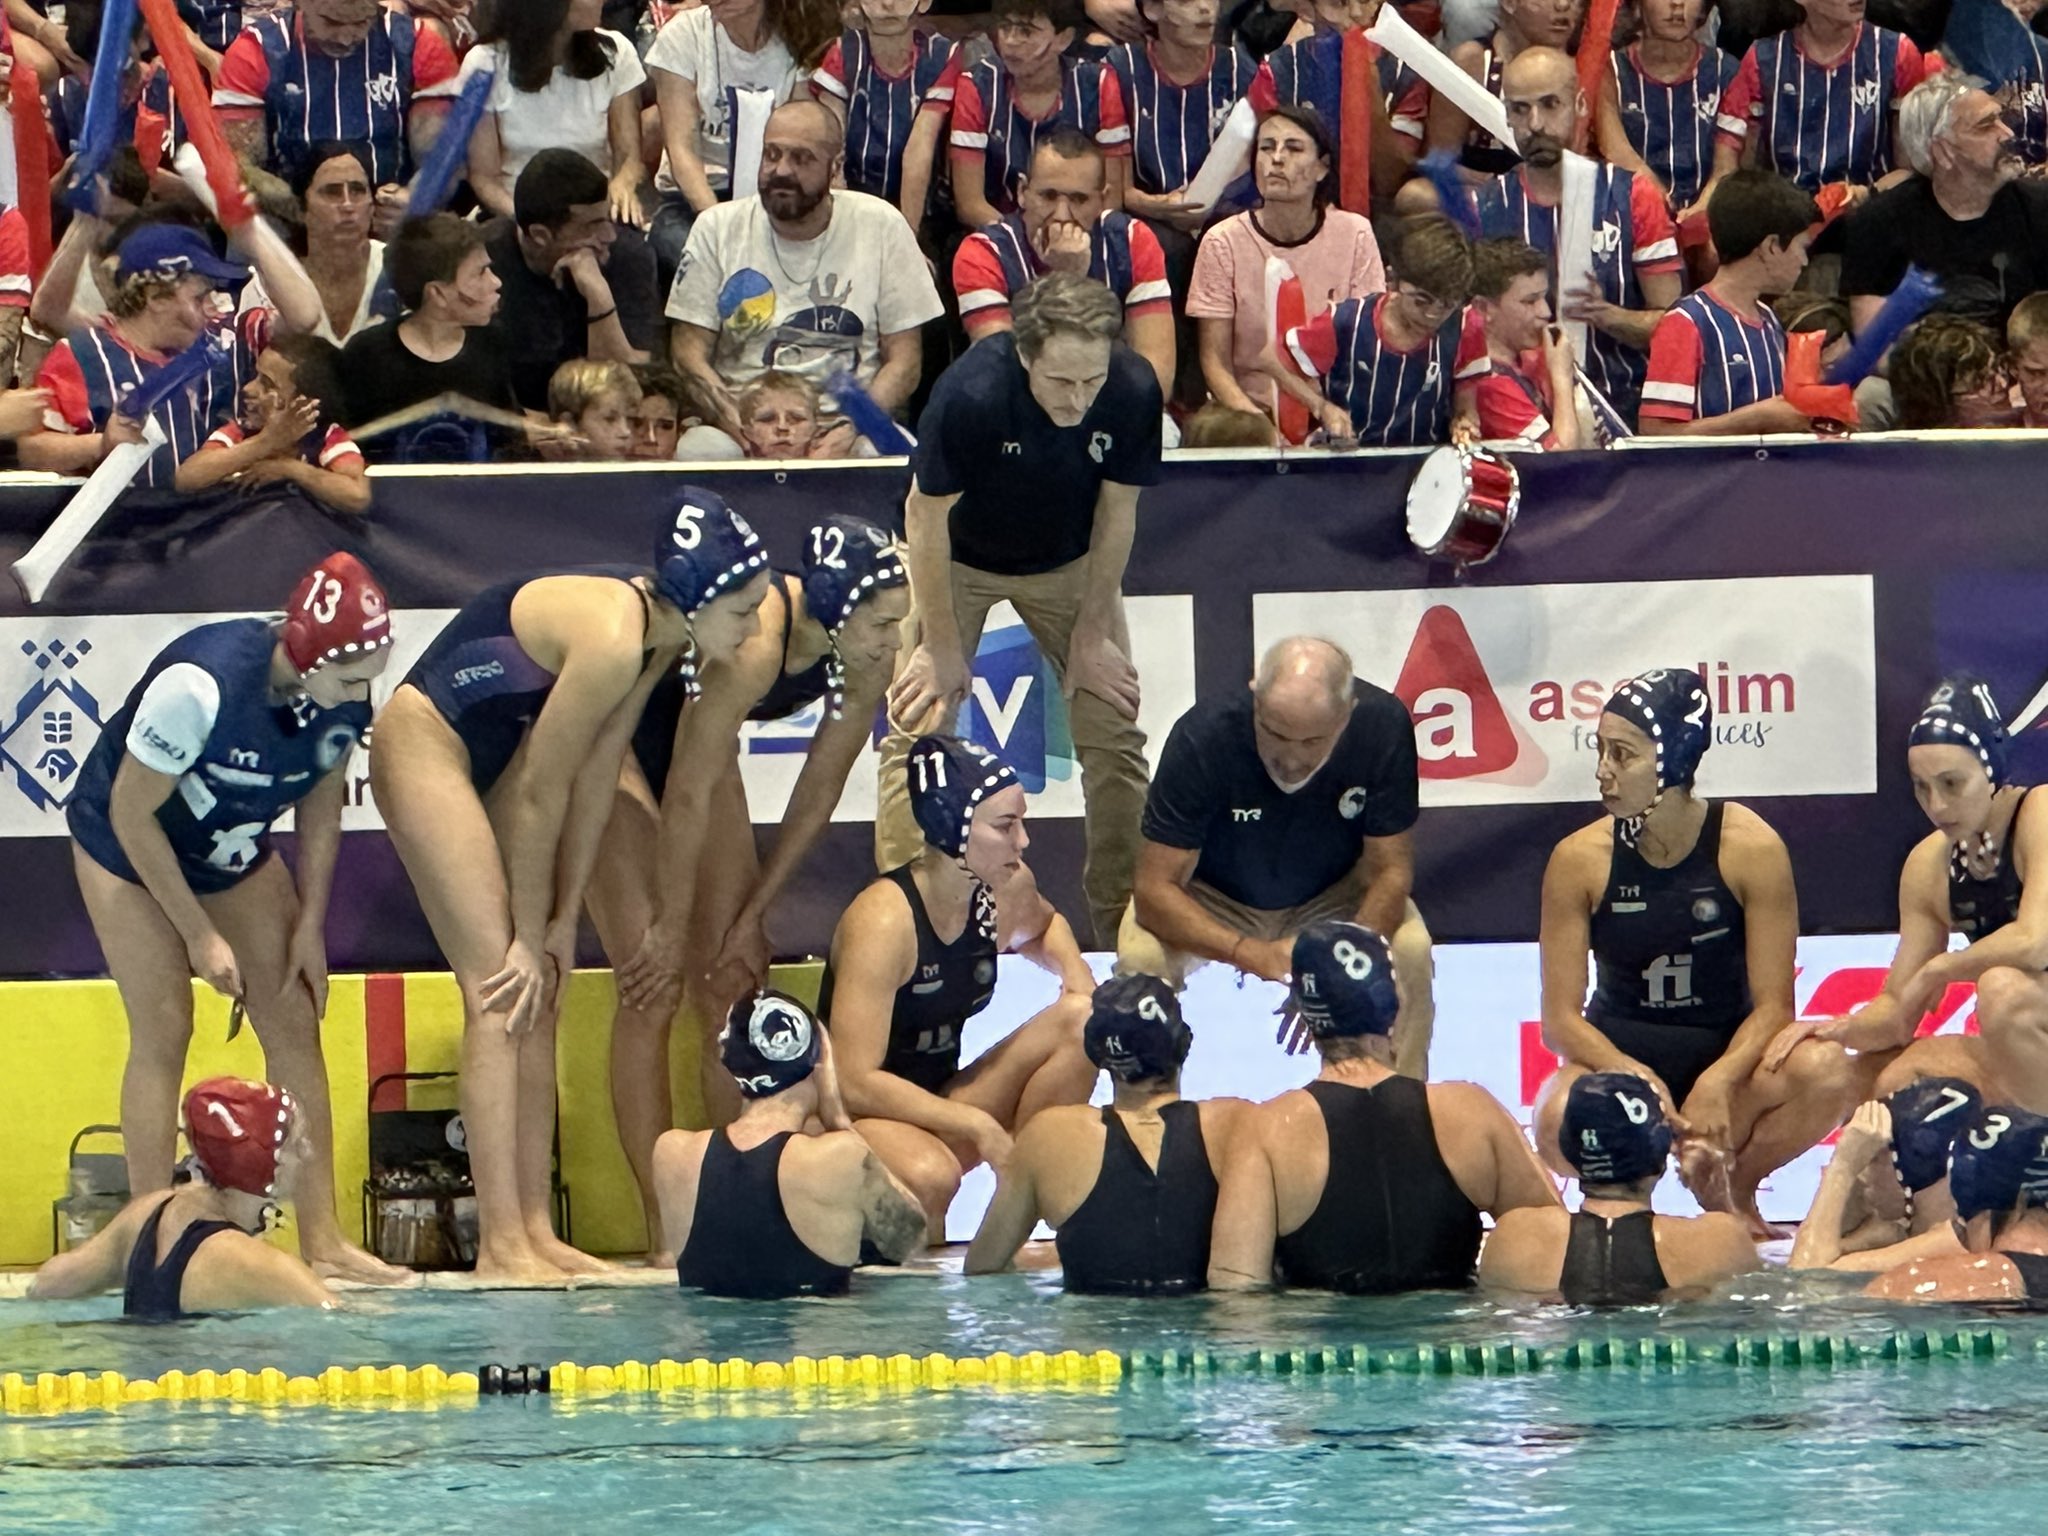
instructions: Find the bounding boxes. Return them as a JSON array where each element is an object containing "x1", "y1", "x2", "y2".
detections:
[{"x1": 6, "y1": 1267, "x2": 2048, "y2": 1534}]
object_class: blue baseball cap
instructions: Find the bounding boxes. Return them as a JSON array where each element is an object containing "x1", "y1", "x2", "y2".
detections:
[
  {"x1": 1562, "y1": 1073, "x2": 1673, "y2": 1186},
  {"x1": 116, "y1": 224, "x2": 250, "y2": 286},
  {"x1": 1290, "y1": 922, "x2": 1400, "y2": 1038},
  {"x1": 1085, "y1": 975, "x2": 1192, "y2": 1083},
  {"x1": 719, "y1": 991, "x2": 822, "y2": 1098},
  {"x1": 1885, "y1": 1077, "x2": 1985, "y2": 1194}
]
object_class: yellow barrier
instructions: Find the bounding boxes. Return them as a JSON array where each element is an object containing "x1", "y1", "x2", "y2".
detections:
[{"x1": 0, "y1": 964, "x2": 822, "y2": 1266}]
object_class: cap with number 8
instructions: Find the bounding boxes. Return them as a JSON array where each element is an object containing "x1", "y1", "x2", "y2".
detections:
[{"x1": 1290, "y1": 921, "x2": 1400, "y2": 1039}]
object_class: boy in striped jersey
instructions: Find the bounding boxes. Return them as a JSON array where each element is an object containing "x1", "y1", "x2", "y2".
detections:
[
  {"x1": 949, "y1": 0, "x2": 1132, "y2": 227},
  {"x1": 811, "y1": 0, "x2": 961, "y2": 238},
  {"x1": 1467, "y1": 237, "x2": 1583, "y2": 449},
  {"x1": 1268, "y1": 214, "x2": 1485, "y2": 447},
  {"x1": 1640, "y1": 169, "x2": 1818, "y2": 435},
  {"x1": 1597, "y1": 0, "x2": 1742, "y2": 221},
  {"x1": 1111, "y1": 0, "x2": 1256, "y2": 228}
]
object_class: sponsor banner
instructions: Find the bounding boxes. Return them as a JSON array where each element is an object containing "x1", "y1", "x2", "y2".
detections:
[
  {"x1": 943, "y1": 932, "x2": 1947, "y2": 1238},
  {"x1": 1254, "y1": 576, "x2": 1877, "y2": 807}
]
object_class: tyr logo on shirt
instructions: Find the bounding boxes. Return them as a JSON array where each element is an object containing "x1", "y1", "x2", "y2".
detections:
[
  {"x1": 1088, "y1": 431, "x2": 1113, "y2": 463},
  {"x1": 1232, "y1": 807, "x2": 1262, "y2": 821}
]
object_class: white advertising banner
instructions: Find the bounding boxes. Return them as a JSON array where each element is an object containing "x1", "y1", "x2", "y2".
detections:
[{"x1": 1253, "y1": 576, "x2": 1878, "y2": 807}]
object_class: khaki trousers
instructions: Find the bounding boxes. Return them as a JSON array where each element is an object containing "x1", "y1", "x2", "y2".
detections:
[{"x1": 876, "y1": 558, "x2": 1151, "y2": 947}]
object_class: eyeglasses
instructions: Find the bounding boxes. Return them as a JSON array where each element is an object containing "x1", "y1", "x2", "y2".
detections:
[{"x1": 1396, "y1": 283, "x2": 1460, "y2": 315}]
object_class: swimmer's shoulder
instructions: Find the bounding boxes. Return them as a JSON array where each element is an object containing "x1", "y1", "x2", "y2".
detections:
[
  {"x1": 1715, "y1": 800, "x2": 1788, "y2": 854},
  {"x1": 1864, "y1": 1250, "x2": 2024, "y2": 1303},
  {"x1": 182, "y1": 1228, "x2": 334, "y2": 1311},
  {"x1": 508, "y1": 572, "x2": 652, "y2": 665},
  {"x1": 1660, "y1": 1210, "x2": 1759, "y2": 1282},
  {"x1": 1546, "y1": 818, "x2": 1615, "y2": 889}
]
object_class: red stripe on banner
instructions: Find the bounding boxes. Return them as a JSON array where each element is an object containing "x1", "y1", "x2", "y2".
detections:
[
  {"x1": 1519, "y1": 1019, "x2": 1558, "y2": 1108},
  {"x1": 365, "y1": 974, "x2": 408, "y2": 1112}
]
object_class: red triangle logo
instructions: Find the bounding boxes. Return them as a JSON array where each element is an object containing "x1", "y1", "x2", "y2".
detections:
[{"x1": 1392, "y1": 605, "x2": 1527, "y2": 779}]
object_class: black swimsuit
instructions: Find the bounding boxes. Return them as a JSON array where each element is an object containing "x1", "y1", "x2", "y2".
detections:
[
  {"x1": 1055, "y1": 1102, "x2": 1217, "y2": 1296},
  {"x1": 1558, "y1": 1208, "x2": 1669, "y2": 1306},
  {"x1": 2002, "y1": 1249, "x2": 2048, "y2": 1300},
  {"x1": 1273, "y1": 1079, "x2": 1482, "y2": 1294},
  {"x1": 1950, "y1": 789, "x2": 2033, "y2": 940},
  {"x1": 123, "y1": 1196, "x2": 240, "y2": 1321},
  {"x1": 676, "y1": 1131, "x2": 852, "y2": 1299}
]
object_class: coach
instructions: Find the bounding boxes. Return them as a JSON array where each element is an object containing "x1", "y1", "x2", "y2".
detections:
[{"x1": 1118, "y1": 636, "x2": 1435, "y2": 1076}]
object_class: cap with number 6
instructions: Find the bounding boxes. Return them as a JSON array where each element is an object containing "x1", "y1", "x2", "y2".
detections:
[
  {"x1": 1949, "y1": 1103, "x2": 2048, "y2": 1219},
  {"x1": 1290, "y1": 921, "x2": 1400, "y2": 1039},
  {"x1": 1086, "y1": 974, "x2": 1192, "y2": 1083},
  {"x1": 1561, "y1": 1072, "x2": 1672, "y2": 1186}
]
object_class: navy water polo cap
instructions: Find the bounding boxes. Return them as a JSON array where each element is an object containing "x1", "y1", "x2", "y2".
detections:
[
  {"x1": 1562, "y1": 1073, "x2": 1673, "y2": 1186},
  {"x1": 802, "y1": 516, "x2": 907, "y2": 719},
  {"x1": 1086, "y1": 975, "x2": 1194, "y2": 1083},
  {"x1": 908, "y1": 735, "x2": 1020, "y2": 857},
  {"x1": 1290, "y1": 922, "x2": 1400, "y2": 1038},
  {"x1": 720, "y1": 992, "x2": 823, "y2": 1098},
  {"x1": 1948, "y1": 1104, "x2": 2048, "y2": 1219},
  {"x1": 1604, "y1": 668, "x2": 1713, "y2": 791},
  {"x1": 654, "y1": 486, "x2": 769, "y2": 617},
  {"x1": 1885, "y1": 1077, "x2": 1985, "y2": 1194},
  {"x1": 1909, "y1": 675, "x2": 2008, "y2": 786}
]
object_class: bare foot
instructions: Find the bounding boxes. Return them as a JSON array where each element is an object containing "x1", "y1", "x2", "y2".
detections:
[
  {"x1": 307, "y1": 1241, "x2": 421, "y2": 1287},
  {"x1": 1731, "y1": 1191, "x2": 1795, "y2": 1243},
  {"x1": 471, "y1": 1253, "x2": 572, "y2": 1287},
  {"x1": 528, "y1": 1229, "x2": 615, "y2": 1276},
  {"x1": 646, "y1": 1248, "x2": 677, "y2": 1268}
]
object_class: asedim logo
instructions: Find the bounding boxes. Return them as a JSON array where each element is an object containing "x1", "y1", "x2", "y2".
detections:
[
  {"x1": 960, "y1": 622, "x2": 1074, "y2": 793},
  {"x1": 1391, "y1": 605, "x2": 1545, "y2": 782},
  {"x1": 0, "y1": 637, "x2": 105, "y2": 812}
]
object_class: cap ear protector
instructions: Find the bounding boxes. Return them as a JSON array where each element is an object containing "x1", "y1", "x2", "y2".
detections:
[
  {"x1": 801, "y1": 516, "x2": 907, "y2": 721},
  {"x1": 908, "y1": 735, "x2": 1021, "y2": 859},
  {"x1": 653, "y1": 488, "x2": 770, "y2": 699},
  {"x1": 1910, "y1": 674, "x2": 2008, "y2": 786},
  {"x1": 1085, "y1": 974, "x2": 1193, "y2": 1083},
  {"x1": 1602, "y1": 668, "x2": 1712, "y2": 843},
  {"x1": 281, "y1": 552, "x2": 392, "y2": 676}
]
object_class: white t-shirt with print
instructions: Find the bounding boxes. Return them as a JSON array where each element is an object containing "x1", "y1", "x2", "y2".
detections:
[
  {"x1": 665, "y1": 190, "x2": 943, "y2": 396},
  {"x1": 645, "y1": 5, "x2": 800, "y2": 194},
  {"x1": 459, "y1": 30, "x2": 646, "y2": 184}
]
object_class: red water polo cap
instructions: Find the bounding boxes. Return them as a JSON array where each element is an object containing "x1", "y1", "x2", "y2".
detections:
[
  {"x1": 183, "y1": 1077, "x2": 296, "y2": 1196},
  {"x1": 281, "y1": 552, "x2": 393, "y2": 675}
]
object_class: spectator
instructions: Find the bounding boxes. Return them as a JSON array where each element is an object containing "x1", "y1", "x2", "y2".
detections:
[
  {"x1": 179, "y1": 0, "x2": 246, "y2": 63},
  {"x1": 1995, "y1": 0, "x2": 2048, "y2": 168},
  {"x1": 1269, "y1": 213, "x2": 1483, "y2": 449},
  {"x1": 462, "y1": 0, "x2": 648, "y2": 231},
  {"x1": 1641, "y1": 168, "x2": 1820, "y2": 436},
  {"x1": 1475, "y1": 46, "x2": 1681, "y2": 425},
  {"x1": 1179, "y1": 401, "x2": 1279, "y2": 446},
  {"x1": 214, "y1": 0, "x2": 461, "y2": 189},
  {"x1": 738, "y1": 369, "x2": 825, "y2": 457},
  {"x1": 666, "y1": 99, "x2": 942, "y2": 456},
  {"x1": 883, "y1": 272, "x2": 1159, "y2": 946},
  {"x1": 948, "y1": 0, "x2": 1132, "y2": 228},
  {"x1": 629, "y1": 364, "x2": 694, "y2": 459},
  {"x1": 1888, "y1": 314, "x2": 2017, "y2": 429},
  {"x1": 1430, "y1": 0, "x2": 1586, "y2": 177},
  {"x1": 810, "y1": 0, "x2": 961, "y2": 236},
  {"x1": 485, "y1": 150, "x2": 655, "y2": 414},
  {"x1": 1187, "y1": 105, "x2": 1384, "y2": 425},
  {"x1": 1250, "y1": 0, "x2": 1427, "y2": 213},
  {"x1": 241, "y1": 142, "x2": 392, "y2": 347},
  {"x1": 645, "y1": 0, "x2": 824, "y2": 275},
  {"x1": 175, "y1": 333, "x2": 371, "y2": 514},
  {"x1": 954, "y1": 132, "x2": 1175, "y2": 400},
  {"x1": 46, "y1": 0, "x2": 176, "y2": 182},
  {"x1": 1842, "y1": 74, "x2": 2048, "y2": 336},
  {"x1": 2009, "y1": 292, "x2": 2048, "y2": 431},
  {"x1": 1466, "y1": 237, "x2": 1583, "y2": 450},
  {"x1": 1597, "y1": 0, "x2": 1742, "y2": 222},
  {"x1": 338, "y1": 214, "x2": 520, "y2": 429},
  {"x1": 547, "y1": 357, "x2": 640, "y2": 460}
]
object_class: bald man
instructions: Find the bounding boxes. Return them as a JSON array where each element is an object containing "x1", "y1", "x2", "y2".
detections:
[
  {"x1": 1471, "y1": 46, "x2": 1681, "y2": 427},
  {"x1": 1118, "y1": 637, "x2": 1435, "y2": 1075},
  {"x1": 666, "y1": 97, "x2": 944, "y2": 456}
]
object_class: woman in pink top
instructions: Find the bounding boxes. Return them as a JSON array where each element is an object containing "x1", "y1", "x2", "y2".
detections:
[{"x1": 1187, "y1": 105, "x2": 1385, "y2": 422}]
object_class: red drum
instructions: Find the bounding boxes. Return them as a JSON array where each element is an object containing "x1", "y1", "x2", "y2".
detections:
[{"x1": 1404, "y1": 445, "x2": 1520, "y2": 569}]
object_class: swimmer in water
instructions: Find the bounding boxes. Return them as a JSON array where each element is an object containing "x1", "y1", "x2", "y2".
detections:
[
  {"x1": 1481, "y1": 1071, "x2": 1758, "y2": 1304},
  {"x1": 1209, "y1": 922, "x2": 1558, "y2": 1292},
  {"x1": 1790, "y1": 1078, "x2": 1982, "y2": 1273},
  {"x1": 965, "y1": 975, "x2": 1250, "y2": 1294},
  {"x1": 1537, "y1": 667, "x2": 1864, "y2": 1237},
  {"x1": 370, "y1": 491, "x2": 770, "y2": 1283},
  {"x1": 656, "y1": 993, "x2": 926, "y2": 1299},
  {"x1": 65, "y1": 553, "x2": 404, "y2": 1285},
  {"x1": 818, "y1": 735, "x2": 1099, "y2": 1239},
  {"x1": 1866, "y1": 1101, "x2": 2048, "y2": 1303},
  {"x1": 31, "y1": 1078, "x2": 337, "y2": 1317}
]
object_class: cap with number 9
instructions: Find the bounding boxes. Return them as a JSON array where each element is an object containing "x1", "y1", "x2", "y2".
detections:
[
  {"x1": 1560, "y1": 1072, "x2": 1672, "y2": 1186},
  {"x1": 1086, "y1": 974, "x2": 1192, "y2": 1083}
]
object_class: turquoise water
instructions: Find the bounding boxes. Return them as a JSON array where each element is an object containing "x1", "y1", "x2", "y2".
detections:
[{"x1": 6, "y1": 1271, "x2": 2048, "y2": 1534}]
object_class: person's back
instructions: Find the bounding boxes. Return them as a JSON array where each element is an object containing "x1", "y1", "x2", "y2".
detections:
[{"x1": 1869, "y1": 1101, "x2": 2048, "y2": 1303}]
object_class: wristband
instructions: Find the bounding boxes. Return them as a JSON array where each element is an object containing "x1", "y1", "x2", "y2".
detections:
[{"x1": 585, "y1": 306, "x2": 617, "y2": 325}]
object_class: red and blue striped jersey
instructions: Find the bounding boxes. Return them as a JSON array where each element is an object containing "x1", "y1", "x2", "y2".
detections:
[
  {"x1": 177, "y1": 0, "x2": 244, "y2": 54},
  {"x1": 811, "y1": 28, "x2": 960, "y2": 204},
  {"x1": 1609, "y1": 42, "x2": 1743, "y2": 209},
  {"x1": 1726, "y1": 24, "x2": 1932, "y2": 191},
  {"x1": 950, "y1": 56, "x2": 1131, "y2": 214},
  {"x1": 953, "y1": 210, "x2": 1172, "y2": 329},
  {"x1": 1284, "y1": 292, "x2": 1489, "y2": 446},
  {"x1": 48, "y1": 65, "x2": 182, "y2": 170},
  {"x1": 1107, "y1": 39, "x2": 1257, "y2": 195},
  {"x1": 1250, "y1": 31, "x2": 1430, "y2": 148},
  {"x1": 214, "y1": 10, "x2": 461, "y2": 186},
  {"x1": 1473, "y1": 164, "x2": 1680, "y2": 423},
  {"x1": 1640, "y1": 288, "x2": 1786, "y2": 423}
]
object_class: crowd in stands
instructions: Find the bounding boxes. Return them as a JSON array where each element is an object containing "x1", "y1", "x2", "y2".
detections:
[{"x1": 0, "y1": 0, "x2": 2037, "y2": 494}]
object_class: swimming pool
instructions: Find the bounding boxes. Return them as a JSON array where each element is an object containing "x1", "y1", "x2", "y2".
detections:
[{"x1": 5, "y1": 1267, "x2": 2045, "y2": 1535}]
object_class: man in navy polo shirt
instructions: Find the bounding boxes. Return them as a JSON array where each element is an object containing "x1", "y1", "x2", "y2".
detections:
[
  {"x1": 882, "y1": 270, "x2": 1161, "y2": 948},
  {"x1": 1119, "y1": 635, "x2": 1435, "y2": 1076}
]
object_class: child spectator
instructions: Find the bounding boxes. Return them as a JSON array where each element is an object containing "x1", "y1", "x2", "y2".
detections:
[
  {"x1": 1465, "y1": 236, "x2": 1581, "y2": 449},
  {"x1": 547, "y1": 356, "x2": 640, "y2": 460},
  {"x1": 629, "y1": 364, "x2": 695, "y2": 459},
  {"x1": 811, "y1": 0, "x2": 960, "y2": 237},
  {"x1": 1178, "y1": 400, "x2": 1278, "y2": 446},
  {"x1": 949, "y1": 0, "x2": 1132, "y2": 227},
  {"x1": 176, "y1": 332, "x2": 371, "y2": 513},
  {"x1": 1109, "y1": 0, "x2": 1255, "y2": 230},
  {"x1": 738, "y1": 369, "x2": 826, "y2": 456},
  {"x1": 1597, "y1": 0, "x2": 1741, "y2": 223},
  {"x1": 2009, "y1": 292, "x2": 2048, "y2": 430},
  {"x1": 1430, "y1": 0, "x2": 1585, "y2": 177},
  {"x1": 1250, "y1": 0, "x2": 1427, "y2": 214},
  {"x1": 1890, "y1": 315, "x2": 2018, "y2": 430}
]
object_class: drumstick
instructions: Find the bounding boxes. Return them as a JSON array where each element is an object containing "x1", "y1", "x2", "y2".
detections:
[
  {"x1": 135, "y1": 0, "x2": 254, "y2": 228},
  {"x1": 10, "y1": 339, "x2": 218, "y2": 603},
  {"x1": 63, "y1": 0, "x2": 140, "y2": 214}
]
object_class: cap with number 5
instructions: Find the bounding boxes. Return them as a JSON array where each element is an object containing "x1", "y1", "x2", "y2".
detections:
[
  {"x1": 1561, "y1": 1072, "x2": 1672, "y2": 1186},
  {"x1": 1086, "y1": 974, "x2": 1192, "y2": 1083},
  {"x1": 1291, "y1": 921, "x2": 1400, "y2": 1039},
  {"x1": 653, "y1": 485, "x2": 768, "y2": 617}
]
